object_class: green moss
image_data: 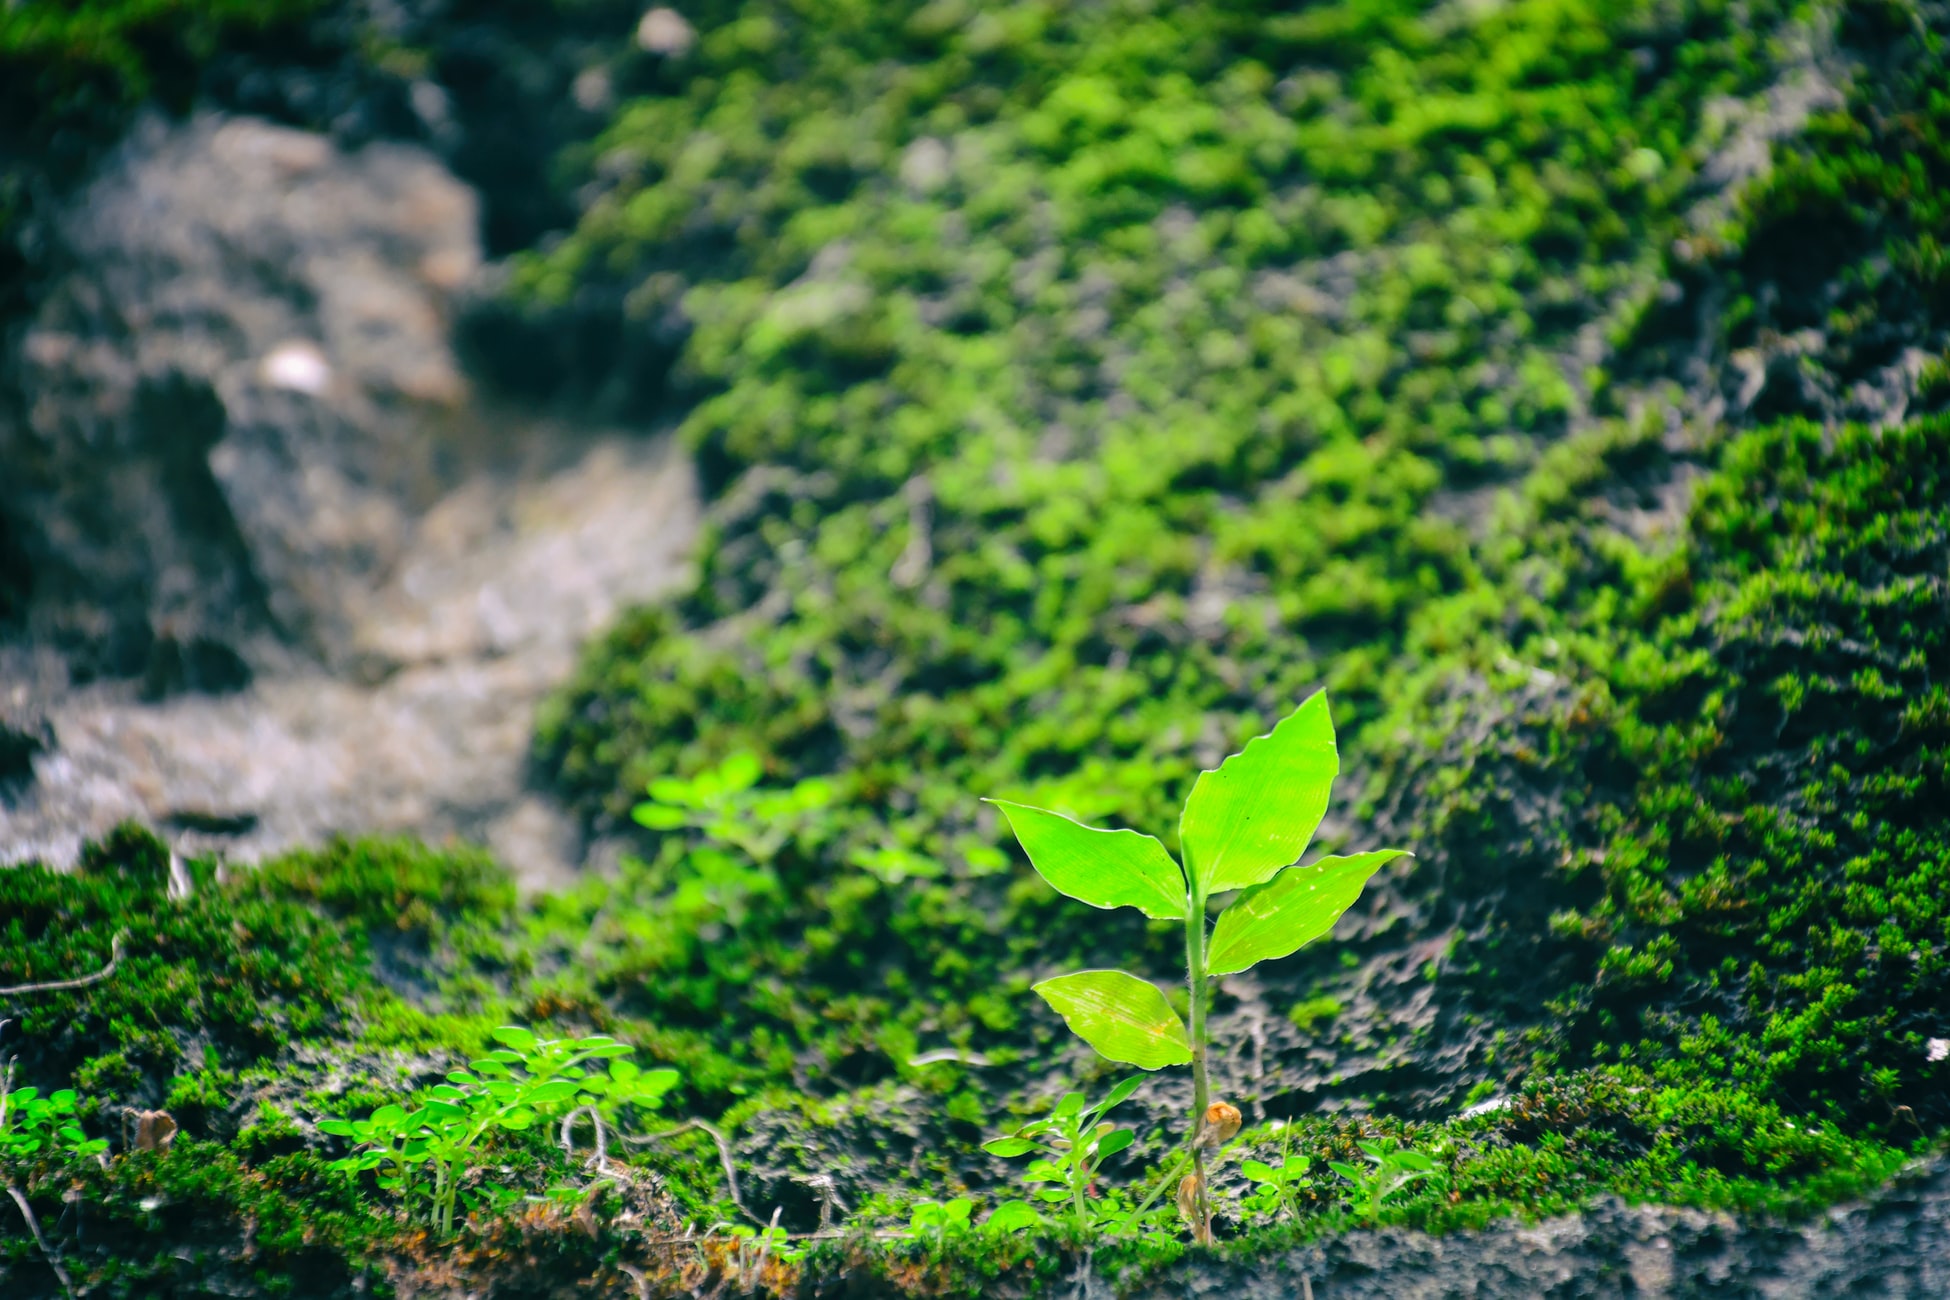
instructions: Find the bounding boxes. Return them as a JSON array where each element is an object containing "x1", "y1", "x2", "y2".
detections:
[
  {"x1": 508, "y1": 0, "x2": 1949, "y2": 1243},
  {"x1": 8, "y1": 0, "x2": 1950, "y2": 1289}
]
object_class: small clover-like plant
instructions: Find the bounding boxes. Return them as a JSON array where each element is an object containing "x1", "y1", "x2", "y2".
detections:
[
  {"x1": 906, "y1": 1196, "x2": 974, "y2": 1243},
  {"x1": 317, "y1": 1026, "x2": 674, "y2": 1237},
  {"x1": 632, "y1": 751, "x2": 835, "y2": 864},
  {"x1": 1330, "y1": 1137, "x2": 1439, "y2": 1226},
  {"x1": 1238, "y1": 1125, "x2": 1313, "y2": 1223},
  {"x1": 987, "y1": 691, "x2": 1408, "y2": 1240},
  {"x1": 0, "y1": 1081, "x2": 109, "y2": 1166},
  {"x1": 983, "y1": 1076, "x2": 1143, "y2": 1231}
]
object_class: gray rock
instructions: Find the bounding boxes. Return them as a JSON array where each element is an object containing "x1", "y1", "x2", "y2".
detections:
[
  {"x1": 6, "y1": 113, "x2": 479, "y2": 678},
  {"x1": 1116, "y1": 1159, "x2": 1950, "y2": 1298},
  {"x1": 0, "y1": 115, "x2": 701, "y2": 884}
]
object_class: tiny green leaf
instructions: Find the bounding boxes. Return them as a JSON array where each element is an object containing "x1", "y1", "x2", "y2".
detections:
[
  {"x1": 1032, "y1": 969, "x2": 1194, "y2": 1069},
  {"x1": 632, "y1": 803, "x2": 688, "y2": 829},
  {"x1": 1206, "y1": 850, "x2": 1408, "y2": 975},
  {"x1": 646, "y1": 777, "x2": 694, "y2": 805},
  {"x1": 987, "y1": 800, "x2": 1187, "y2": 920},
  {"x1": 1240, "y1": 1159, "x2": 1276, "y2": 1183},
  {"x1": 1180, "y1": 692, "x2": 1339, "y2": 894},
  {"x1": 1093, "y1": 1074, "x2": 1144, "y2": 1116},
  {"x1": 720, "y1": 751, "x2": 762, "y2": 792},
  {"x1": 983, "y1": 1137, "x2": 1036, "y2": 1157},
  {"x1": 1094, "y1": 1128, "x2": 1134, "y2": 1159},
  {"x1": 986, "y1": 1200, "x2": 1041, "y2": 1233},
  {"x1": 492, "y1": 1026, "x2": 538, "y2": 1051}
]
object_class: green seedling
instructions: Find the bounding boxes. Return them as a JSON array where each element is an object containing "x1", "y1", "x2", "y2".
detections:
[
  {"x1": 988, "y1": 691, "x2": 1408, "y2": 1240},
  {"x1": 983, "y1": 1076, "x2": 1146, "y2": 1231},
  {"x1": 982, "y1": 1199, "x2": 1043, "y2": 1234},
  {"x1": 1239, "y1": 1125, "x2": 1313, "y2": 1223},
  {"x1": 1330, "y1": 1137, "x2": 1439, "y2": 1226},
  {"x1": 907, "y1": 1196, "x2": 974, "y2": 1242},
  {"x1": 1, "y1": 1060, "x2": 108, "y2": 1300},
  {"x1": 317, "y1": 1026, "x2": 675, "y2": 1236},
  {"x1": 632, "y1": 751, "x2": 835, "y2": 864},
  {"x1": 0, "y1": 1081, "x2": 109, "y2": 1166}
]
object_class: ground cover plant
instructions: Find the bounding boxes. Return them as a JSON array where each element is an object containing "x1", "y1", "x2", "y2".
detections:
[{"x1": 317, "y1": 1024, "x2": 676, "y2": 1235}]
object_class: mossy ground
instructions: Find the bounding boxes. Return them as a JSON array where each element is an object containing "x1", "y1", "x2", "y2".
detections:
[{"x1": 4, "y1": 0, "x2": 1950, "y2": 1294}]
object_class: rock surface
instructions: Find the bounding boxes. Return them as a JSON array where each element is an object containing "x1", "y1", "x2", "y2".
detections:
[
  {"x1": 1120, "y1": 1160, "x2": 1950, "y2": 1299},
  {"x1": 0, "y1": 115, "x2": 699, "y2": 883}
]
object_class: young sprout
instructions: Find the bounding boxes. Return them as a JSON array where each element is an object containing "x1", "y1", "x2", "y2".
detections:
[
  {"x1": 1330, "y1": 1137, "x2": 1440, "y2": 1226},
  {"x1": 988, "y1": 691, "x2": 1408, "y2": 1241}
]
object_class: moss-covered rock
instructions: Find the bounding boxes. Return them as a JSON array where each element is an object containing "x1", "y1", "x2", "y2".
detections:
[{"x1": 4, "y1": 0, "x2": 1950, "y2": 1292}]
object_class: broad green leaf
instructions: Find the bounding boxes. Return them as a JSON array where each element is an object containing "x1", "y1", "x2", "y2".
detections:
[
  {"x1": 1206, "y1": 850, "x2": 1408, "y2": 975},
  {"x1": 1240, "y1": 1159, "x2": 1277, "y2": 1183},
  {"x1": 370, "y1": 1104, "x2": 407, "y2": 1129},
  {"x1": 987, "y1": 800, "x2": 1186, "y2": 920},
  {"x1": 982, "y1": 1137, "x2": 1036, "y2": 1157},
  {"x1": 1180, "y1": 692, "x2": 1339, "y2": 894},
  {"x1": 610, "y1": 1060, "x2": 640, "y2": 1082},
  {"x1": 315, "y1": 1119, "x2": 357, "y2": 1138},
  {"x1": 1052, "y1": 1092, "x2": 1086, "y2": 1120},
  {"x1": 1032, "y1": 970, "x2": 1193, "y2": 1069},
  {"x1": 526, "y1": 1080, "x2": 581, "y2": 1105}
]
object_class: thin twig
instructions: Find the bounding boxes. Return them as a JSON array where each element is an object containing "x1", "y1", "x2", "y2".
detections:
[
  {"x1": 7, "y1": 1183, "x2": 77, "y2": 1300},
  {"x1": 0, "y1": 933, "x2": 125, "y2": 997},
  {"x1": 560, "y1": 1106, "x2": 611, "y2": 1169},
  {"x1": 636, "y1": 1227, "x2": 911, "y2": 1247},
  {"x1": 624, "y1": 1119, "x2": 759, "y2": 1224},
  {"x1": 751, "y1": 1205, "x2": 783, "y2": 1284}
]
